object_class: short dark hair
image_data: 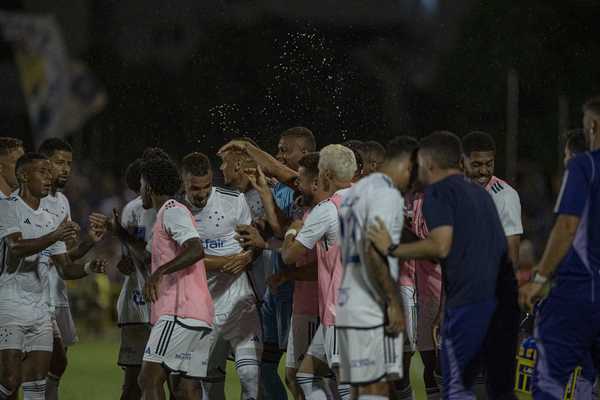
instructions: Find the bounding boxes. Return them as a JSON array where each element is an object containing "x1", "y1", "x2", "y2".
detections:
[
  {"x1": 564, "y1": 129, "x2": 587, "y2": 155},
  {"x1": 38, "y1": 138, "x2": 72, "y2": 157},
  {"x1": 125, "y1": 158, "x2": 144, "y2": 193},
  {"x1": 583, "y1": 96, "x2": 600, "y2": 117},
  {"x1": 298, "y1": 152, "x2": 320, "y2": 179},
  {"x1": 385, "y1": 136, "x2": 419, "y2": 161},
  {"x1": 419, "y1": 131, "x2": 463, "y2": 169},
  {"x1": 364, "y1": 140, "x2": 386, "y2": 159},
  {"x1": 142, "y1": 147, "x2": 171, "y2": 161},
  {"x1": 0, "y1": 137, "x2": 23, "y2": 156},
  {"x1": 140, "y1": 158, "x2": 181, "y2": 197},
  {"x1": 181, "y1": 152, "x2": 212, "y2": 177},
  {"x1": 462, "y1": 131, "x2": 496, "y2": 155},
  {"x1": 281, "y1": 127, "x2": 316, "y2": 152},
  {"x1": 16, "y1": 152, "x2": 48, "y2": 176}
]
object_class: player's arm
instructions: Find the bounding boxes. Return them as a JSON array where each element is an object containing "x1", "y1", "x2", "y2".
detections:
[
  {"x1": 50, "y1": 253, "x2": 106, "y2": 280},
  {"x1": 219, "y1": 140, "x2": 298, "y2": 187},
  {"x1": 89, "y1": 210, "x2": 149, "y2": 264},
  {"x1": 5, "y1": 219, "x2": 77, "y2": 260},
  {"x1": 280, "y1": 220, "x2": 310, "y2": 265},
  {"x1": 269, "y1": 261, "x2": 317, "y2": 288},
  {"x1": 245, "y1": 166, "x2": 286, "y2": 238},
  {"x1": 506, "y1": 235, "x2": 521, "y2": 268},
  {"x1": 500, "y1": 188, "x2": 523, "y2": 268},
  {"x1": 66, "y1": 225, "x2": 105, "y2": 261}
]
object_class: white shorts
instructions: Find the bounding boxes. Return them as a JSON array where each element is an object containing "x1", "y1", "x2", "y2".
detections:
[
  {"x1": 286, "y1": 314, "x2": 319, "y2": 369},
  {"x1": 400, "y1": 286, "x2": 417, "y2": 352},
  {"x1": 53, "y1": 306, "x2": 78, "y2": 347},
  {"x1": 143, "y1": 317, "x2": 213, "y2": 378},
  {"x1": 119, "y1": 324, "x2": 152, "y2": 367},
  {"x1": 338, "y1": 326, "x2": 404, "y2": 385},
  {"x1": 205, "y1": 307, "x2": 263, "y2": 378},
  {"x1": 0, "y1": 319, "x2": 53, "y2": 353},
  {"x1": 306, "y1": 324, "x2": 339, "y2": 369}
]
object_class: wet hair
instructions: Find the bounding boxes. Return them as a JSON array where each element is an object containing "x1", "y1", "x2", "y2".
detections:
[
  {"x1": 38, "y1": 138, "x2": 72, "y2": 157},
  {"x1": 140, "y1": 158, "x2": 181, "y2": 197},
  {"x1": 419, "y1": 131, "x2": 463, "y2": 170},
  {"x1": 298, "y1": 152, "x2": 320, "y2": 179},
  {"x1": 0, "y1": 137, "x2": 23, "y2": 156},
  {"x1": 462, "y1": 131, "x2": 496, "y2": 155},
  {"x1": 281, "y1": 127, "x2": 316, "y2": 152},
  {"x1": 364, "y1": 140, "x2": 386, "y2": 160},
  {"x1": 181, "y1": 152, "x2": 212, "y2": 177},
  {"x1": 125, "y1": 158, "x2": 144, "y2": 193},
  {"x1": 385, "y1": 136, "x2": 419, "y2": 161},
  {"x1": 564, "y1": 129, "x2": 587, "y2": 155},
  {"x1": 15, "y1": 152, "x2": 48, "y2": 176}
]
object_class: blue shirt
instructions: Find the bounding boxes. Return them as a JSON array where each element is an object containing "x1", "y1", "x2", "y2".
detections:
[
  {"x1": 423, "y1": 174, "x2": 507, "y2": 308},
  {"x1": 270, "y1": 182, "x2": 297, "y2": 297},
  {"x1": 553, "y1": 150, "x2": 600, "y2": 302}
]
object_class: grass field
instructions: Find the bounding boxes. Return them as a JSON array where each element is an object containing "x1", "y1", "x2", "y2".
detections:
[{"x1": 59, "y1": 335, "x2": 430, "y2": 399}]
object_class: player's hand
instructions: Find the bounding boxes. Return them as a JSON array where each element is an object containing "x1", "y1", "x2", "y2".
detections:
[
  {"x1": 116, "y1": 255, "x2": 135, "y2": 275},
  {"x1": 289, "y1": 219, "x2": 304, "y2": 232},
  {"x1": 217, "y1": 140, "x2": 251, "y2": 157},
  {"x1": 235, "y1": 224, "x2": 266, "y2": 249},
  {"x1": 519, "y1": 282, "x2": 544, "y2": 312},
  {"x1": 267, "y1": 272, "x2": 289, "y2": 294},
  {"x1": 144, "y1": 271, "x2": 163, "y2": 303},
  {"x1": 245, "y1": 166, "x2": 271, "y2": 197},
  {"x1": 367, "y1": 217, "x2": 392, "y2": 256},
  {"x1": 87, "y1": 222, "x2": 106, "y2": 243},
  {"x1": 222, "y1": 250, "x2": 253, "y2": 275},
  {"x1": 54, "y1": 218, "x2": 79, "y2": 244},
  {"x1": 88, "y1": 259, "x2": 107, "y2": 274},
  {"x1": 385, "y1": 300, "x2": 405, "y2": 337}
]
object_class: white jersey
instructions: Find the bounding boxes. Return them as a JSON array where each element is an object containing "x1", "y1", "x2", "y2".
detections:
[
  {"x1": 486, "y1": 176, "x2": 523, "y2": 237},
  {"x1": 336, "y1": 173, "x2": 404, "y2": 328},
  {"x1": 41, "y1": 192, "x2": 71, "y2": 309},
  {"x1": 117, "y1": 196, "x2": 151, "y2": 324},
  {"x1": 0, "y1": 195, "x2": 66, "y2": 326},
  {"x1": 189, "y1": 187, "x2": 255, "y2": 316}
]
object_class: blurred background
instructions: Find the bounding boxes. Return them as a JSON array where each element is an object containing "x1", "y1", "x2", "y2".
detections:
[{"x1": 1, "y1": 0, "x2": 599, "y2": 396}]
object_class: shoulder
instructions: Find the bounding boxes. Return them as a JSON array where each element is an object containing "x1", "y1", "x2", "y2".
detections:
[
  {"x1": 489, "y1": 178, "x2": 520, "y2": 204},
  {"x1": 215, "y1": 186, "x2": 241, "y2": 198}
]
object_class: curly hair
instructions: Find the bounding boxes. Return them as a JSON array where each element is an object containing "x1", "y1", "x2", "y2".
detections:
[
  {"x1": 0, "y1": 137, "x2": 24, "y2": 156},
  {"x1": 125, "y1": 158, "x2": 144, "y2": 193},
  {"x1": 140, "y1": 158, "x2": 181, "y2": 196}
]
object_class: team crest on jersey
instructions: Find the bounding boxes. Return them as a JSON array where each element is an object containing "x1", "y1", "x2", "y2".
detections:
[{"x1": 133, "y1": 290, "x2": 146, "y2": 306}]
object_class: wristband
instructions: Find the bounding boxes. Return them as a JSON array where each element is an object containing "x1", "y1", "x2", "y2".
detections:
[
  {"x1": 84, "y1": 261, "x2": 93, "y2": 275},
  {"x1": 387, "y1": 243, "x2": 400, "y2": 257},
  {"x1": 285, "y1": 229, "x2": 298, "y2": 239},
  {"x1": 532, "y1": 272, "x2": 548, "y2": 285}
]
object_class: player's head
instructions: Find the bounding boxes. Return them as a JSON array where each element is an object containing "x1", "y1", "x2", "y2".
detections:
[
  {"x1": 277, "y1": 127, "x2": 316, "y2": 171},
  {"x1": 380, "y1": 136, "x2": 419, "y2": 192},
  {"x1": 297, "y1": 152, "x2": 321, "y2": 207},
  {"x1": 181, "y1": 152, "x2": 213, "y2": 209},
  {"x1": 219, "y1": 137, "x2": 257, "y2": 191},
  {"x1": 140, "y1": 158, "x2": 181, "y2": 208},
  {"x1": 461, "y1": 131, "x2": 496, "y2": 187},
  {"x1": 125, "y1": 158, "x2": 144, "y2": 194},
  {"x1": 318, "y1": 144, "x2": 357, "y2": 193},
  {"x1": 418, "y1": 131, "x2": 463, "y2": 186},
  {"x1": 363, "y1": 140, "x2": 386, "y2": 175},
  {"x1": 342, "y1": 140, "x2": 366, "y2": 181},
  {"x1": 563, "y1": 129, "x2": 587, "y2": 167},
  {"x1": 583, "y1": 96, "x2": 600, "y2": 151},
  {"x1": 38, "y1": 138, "x2": 73, "y2": 190},
  {"x1": 0, "y1": 137, "x2": 25, "y2": 191},
  {"x1": 142, "y1": 147, "x2": 171, "y2": 161},
  {"x1": 16, "y1": 153, "x2": 52, "y2": 198}
]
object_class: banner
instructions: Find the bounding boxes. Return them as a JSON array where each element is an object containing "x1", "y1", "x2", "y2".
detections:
[{"x1": 0, "y1": 12, "x2": 106, "y2": 144}]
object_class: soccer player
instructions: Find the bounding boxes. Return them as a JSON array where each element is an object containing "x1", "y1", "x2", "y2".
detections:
[
  {"x1": 257, "y1": 153, "x2": 321, "y2": 400},
  {"x1": 362, "y1": 140, "x2": 386, "y2": 176},
  {"x1": 0, "y1": 153, "x2": 105, "y2": 400},
  {"x1": 38, "y1": 138, "x2": 108, "y2": 400},
  {"x1": 219, "y1": 127, "x2": 317, "y2": 399},
  {"x1": 136, "y1": 157, "x2": 214, "y2": 400},
  {"x1": 368, "y1": 132, "x2": 512, "y2": 399},
  {"x1": 519, "y1": 97, "x2": 600, "y2": 399},
  {"x1": 462, "y1": 131, "x2": 523, "y2": 266},
  {"x1": 563, "y1": 129, "x2": 587, "y2": 166},
  {"x1": 342, "y1": 140, "x2": 366, "y2": 181},
  {"x1": 280, "y1": 144, "x2": 356, "y2": 400},
  {"x1": 0, "y1": 137, "x2": 24, "y2": 198},
  {"x1": 179, "y1": 152, "x2": 260, "y2": 400},
  {"x1": 335, "y1": 137, "x2": 415, "y2": 400}
]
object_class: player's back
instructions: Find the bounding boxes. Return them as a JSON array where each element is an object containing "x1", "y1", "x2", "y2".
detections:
[
  {"x1": 424, "y1": 175, "x2": 506, "y2": 308},
  {"x1": 190, "y1": 187, "x2": 256, "y2": 316},
  {"x1": 553, "y1": 150, "x2": 600, "y2": 301},
  {"x1": 337, "y1": 173, "x2": 403, "y2": 328}
]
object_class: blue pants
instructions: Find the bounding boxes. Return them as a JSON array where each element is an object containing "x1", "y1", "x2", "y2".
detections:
[
  {"x1": 534, "y1": 297, "x2": 600, "y2": 400},
  {"x1": 441, "y1": 300, "x2": 496, "y2": 400}
]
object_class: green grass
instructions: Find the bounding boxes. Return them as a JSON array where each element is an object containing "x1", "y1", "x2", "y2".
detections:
[{"x1": 60, "y1": 336, "x2": 434, "y2": 399}]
